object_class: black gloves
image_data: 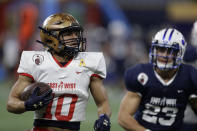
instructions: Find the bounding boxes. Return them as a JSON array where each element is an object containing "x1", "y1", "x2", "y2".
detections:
[
  {"x1": 24, "y1": 87, "x2": 53, "y2": 111},
  {"x1": 94, "y1": 114, "x2": 111, "y2": 131}
]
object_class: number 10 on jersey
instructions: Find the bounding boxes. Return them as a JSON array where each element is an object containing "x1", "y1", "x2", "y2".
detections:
[{"x1": 44, "y1": 93, "x2": 78, "y2": 121}]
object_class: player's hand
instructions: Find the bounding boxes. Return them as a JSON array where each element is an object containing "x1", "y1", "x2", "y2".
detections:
[
  {"x1": 94, "y1": 114, "x2": 111, "y2": 131},
  {"x1": 24, "y1": 87, "x2": 53, "y2": 111}
]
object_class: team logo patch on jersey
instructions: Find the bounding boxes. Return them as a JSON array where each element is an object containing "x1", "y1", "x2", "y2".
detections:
[
  {"x1": 32, "y1": 54, "x2": 44, "y2": 65},
  {"x1": 137, "y1": 72, "x2": 148, "y2": 85}
]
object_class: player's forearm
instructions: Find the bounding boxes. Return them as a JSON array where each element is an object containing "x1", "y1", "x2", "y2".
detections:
[
  {"x1": 97, "y1": 101, "x2": 111, "y2": 117},
  {"x1": 189, "y1": 97, "x2": 197, "y2": 115},
  {"x1": 118, "y1": 113, "x2": 146, "y2": 131},
  {"x1": 7, "y1": 98, "x2": 26, "y2": 114}
]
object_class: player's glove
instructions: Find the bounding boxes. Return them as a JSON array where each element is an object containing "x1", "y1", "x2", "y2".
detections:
[
  {"x1": 94, "y1": 114, "x2": 111, "y2": 131},
  {"x1": 24, "y1": 87, "x2": 53, "y2": 111}
]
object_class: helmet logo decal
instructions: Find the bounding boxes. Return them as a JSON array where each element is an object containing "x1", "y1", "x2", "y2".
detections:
[
  {"x1": 32, "y1": 54, "x2": 44, "y2": 65},
  {"x1": 137, "y1": 73, "x2": 148, "y2": 86},
  {"x1": 54, "y1": 20, "x2": 63, "y2": 25},
  {"x1": 79, "y1": 59, "x2": 86, "y2": 66}
]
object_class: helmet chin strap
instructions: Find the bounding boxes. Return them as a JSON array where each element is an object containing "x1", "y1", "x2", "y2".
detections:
[
  {"x1": 57, "y1": 49, "x2": 76, "y2": 59},
  {"x1": 50, "y1": 50, "x2": 74, "y2": 62}
]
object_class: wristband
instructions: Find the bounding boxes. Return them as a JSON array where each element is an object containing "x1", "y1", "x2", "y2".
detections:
[{"x1": 145, "y1": 129, "x2": 151, "y2": 131}]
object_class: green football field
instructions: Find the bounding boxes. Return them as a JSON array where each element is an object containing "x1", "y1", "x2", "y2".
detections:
[{"x1": 0, "y1": 80, "x2": 125, "y2": 131}]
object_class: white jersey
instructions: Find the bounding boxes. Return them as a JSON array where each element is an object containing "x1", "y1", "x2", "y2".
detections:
[{"x1": 18, "y1": 51, "x2": 106, "y2": 122}]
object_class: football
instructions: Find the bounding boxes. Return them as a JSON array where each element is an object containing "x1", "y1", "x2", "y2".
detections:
[{"x1": 20, "y1": 82, "x2": 52, "y2": 101}]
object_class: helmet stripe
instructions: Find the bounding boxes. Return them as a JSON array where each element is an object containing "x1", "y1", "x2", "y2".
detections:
[
  {"x1": 168, "y1": 29, "x2": 175, "y2": 41},
  {"x1": 181, "y1": 39, "x2": 185, "y2": 45},
  {"x1": 162, "y1": 28, "x2": 168, "y2": 40}
]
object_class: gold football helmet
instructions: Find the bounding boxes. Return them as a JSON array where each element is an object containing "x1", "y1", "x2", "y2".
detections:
[{"x1": 37, "y1": 13, "x2": 86, "y2": 57}]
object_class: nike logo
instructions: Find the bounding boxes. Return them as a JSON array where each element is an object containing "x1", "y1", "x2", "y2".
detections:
[
  {"x1": 177, "y1": 90, "x2": 183, "y2": 93},
  {"x1": 76, "y1": 71, "x2": 82, "y2": 74}
]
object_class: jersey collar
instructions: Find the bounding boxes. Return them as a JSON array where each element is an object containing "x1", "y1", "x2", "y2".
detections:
[
  {"x1": 52, "y1": 55, "x2": 73, "y2": 68},
  {"x1": 154, "y1": 70, "x2": 177, "y2": 86}
]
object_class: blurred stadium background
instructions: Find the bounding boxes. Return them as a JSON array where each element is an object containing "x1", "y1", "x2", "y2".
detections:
[{"x1": 1, "y1": 0, "x2": 197, "y2": 131}]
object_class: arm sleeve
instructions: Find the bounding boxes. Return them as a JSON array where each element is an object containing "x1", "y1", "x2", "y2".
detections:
[
  {"x1": 124, "y1": 65, "x2": 144, "y2": 96},
  {"x1": 17, "y1": 51, "x2": 32, "y2": 75},
  {"x1": 17, "y1": 51, "x2": 34, "y2": 81},
  {"x1": 94, "y1": 53, "x2": 107, "y2": 79}
]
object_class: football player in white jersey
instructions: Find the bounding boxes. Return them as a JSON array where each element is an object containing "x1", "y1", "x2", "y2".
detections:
[{"x1": 7, "y1": 13, "x2": 111, "y2": 131}]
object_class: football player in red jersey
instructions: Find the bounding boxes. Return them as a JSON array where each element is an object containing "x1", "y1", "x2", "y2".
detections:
[{"x1": 7, "y1": 13, "x2": 111, "y2": 131}]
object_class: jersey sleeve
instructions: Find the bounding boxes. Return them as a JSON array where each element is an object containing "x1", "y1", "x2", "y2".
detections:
[
  {"x1": 17, "y1": 51, "x2": 31, "y2": 74},
  {"x1": 17, "y1": 51, "x2": 34, "y2": 80},
  {"x1": 93, "y1": 53, "x2": 106, "y2": 79},
  {"x1": 124, "y1": 64, "x2": 144, "y2": 96}
]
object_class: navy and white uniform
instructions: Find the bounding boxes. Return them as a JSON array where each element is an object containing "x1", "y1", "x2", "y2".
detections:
[{"x1": 125, "y1": 63, "x2": 197, "y2": 131}]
